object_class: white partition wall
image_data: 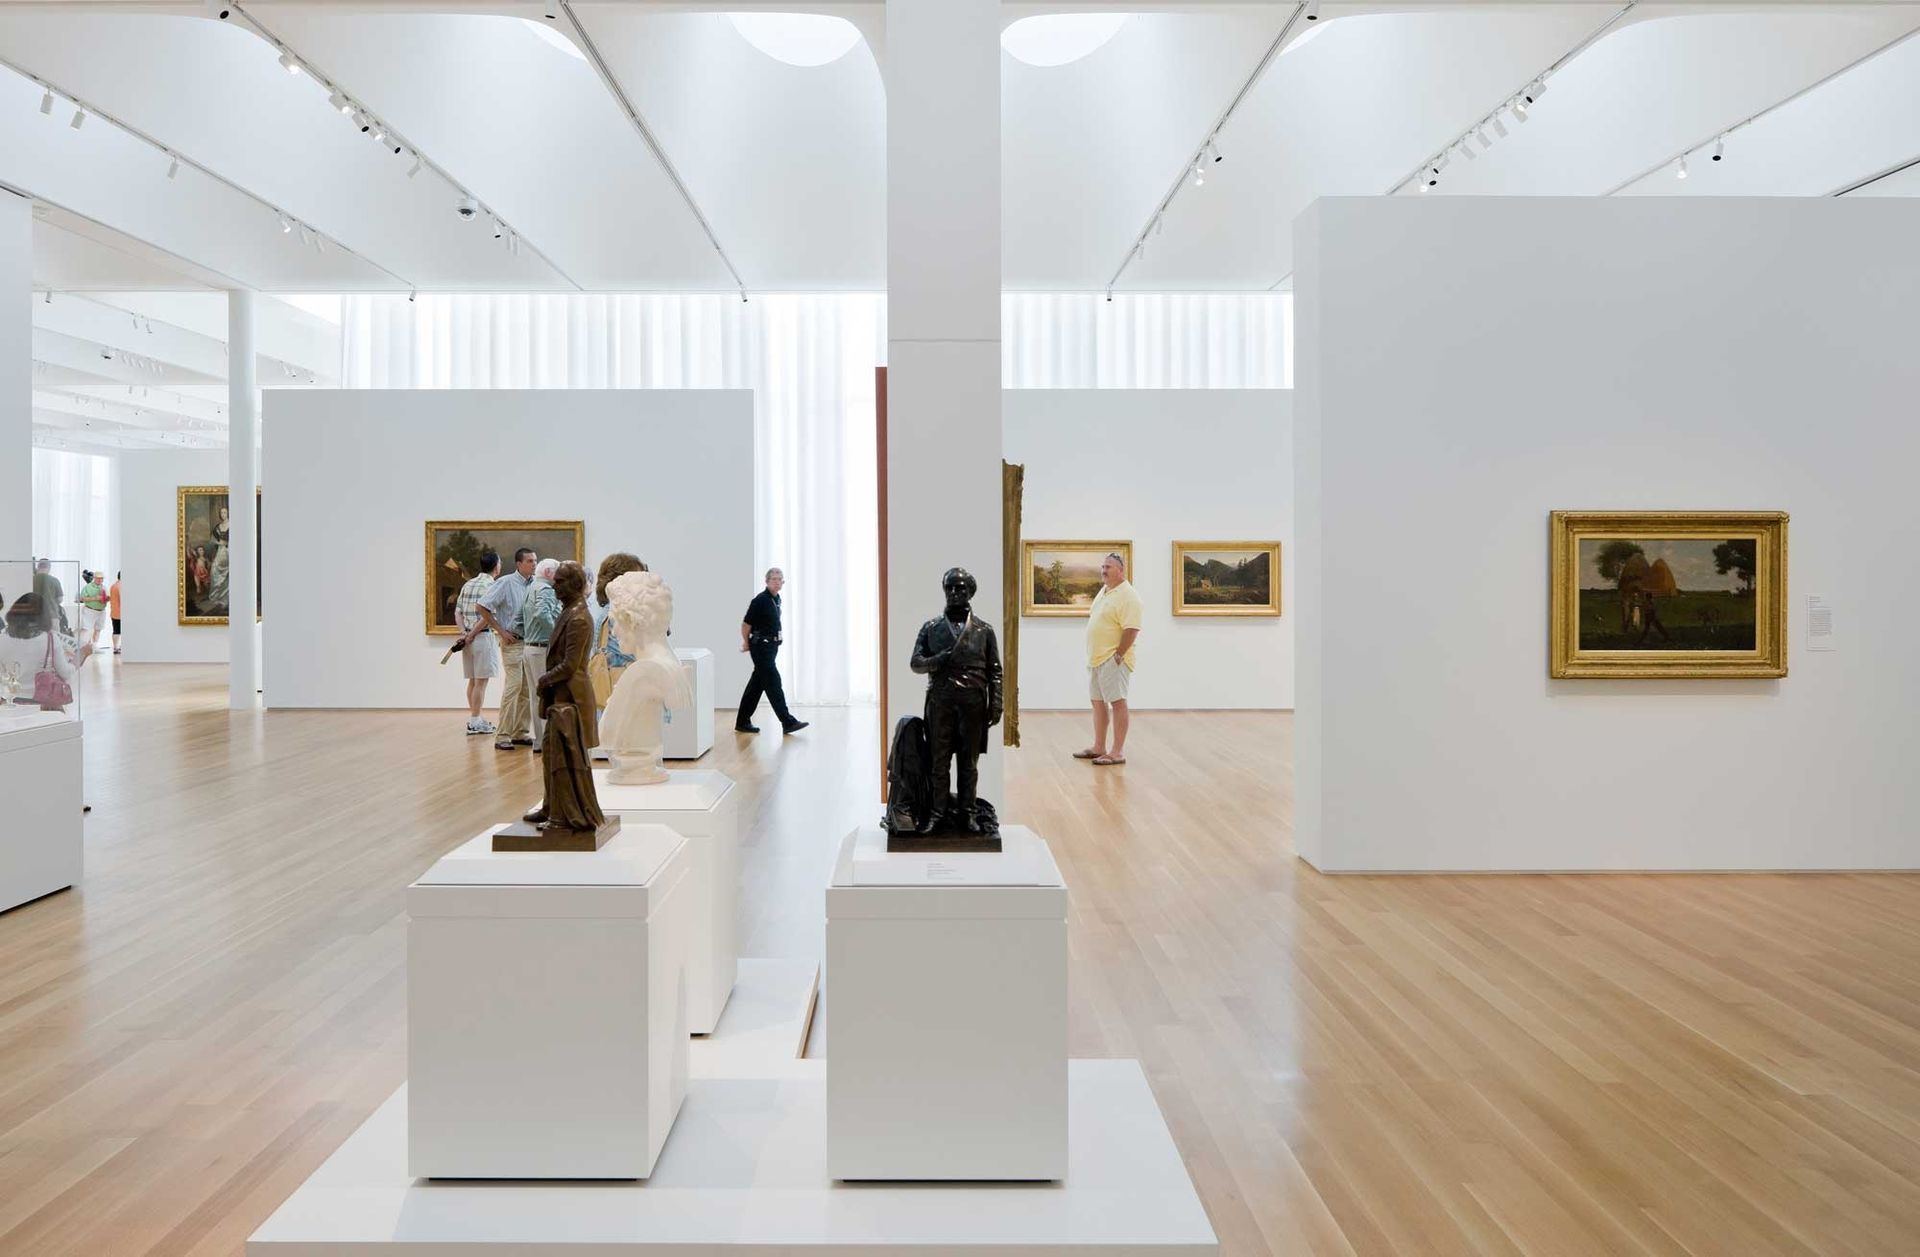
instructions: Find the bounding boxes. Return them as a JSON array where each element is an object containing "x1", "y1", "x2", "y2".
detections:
[
  {"x1": 1295, "y1": 196, "x2": 1920, "y2": 872},
  {"x1": 1005, "y1": 390, "x2": 1292, "y2": 710},
  {"x1": 262, "y1": 389, "x2": 754, "y2": 709}
]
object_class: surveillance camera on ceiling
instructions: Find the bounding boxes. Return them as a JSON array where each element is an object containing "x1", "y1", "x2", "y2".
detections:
[{"x1": 456, "y1": 196, "x2": 481, "y2": 220}]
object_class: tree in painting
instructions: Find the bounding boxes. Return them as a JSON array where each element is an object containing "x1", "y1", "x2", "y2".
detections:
[{"x1": 1712, "y1": 539, "x2": 1756, "y2": 595}]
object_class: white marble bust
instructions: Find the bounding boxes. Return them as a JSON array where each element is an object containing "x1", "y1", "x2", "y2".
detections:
[{"x1": 598, "y1": 570, "x2": 691, "y2": 785}]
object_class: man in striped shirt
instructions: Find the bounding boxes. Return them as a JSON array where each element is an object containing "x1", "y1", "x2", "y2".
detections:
[{"x1": 454, "y1": 552, "x2": 501, "y2": 736}]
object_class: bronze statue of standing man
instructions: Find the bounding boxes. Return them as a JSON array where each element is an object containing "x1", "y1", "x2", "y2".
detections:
[{"x1": 909, "y1": 567, "x2": 1003, "y2": 836}]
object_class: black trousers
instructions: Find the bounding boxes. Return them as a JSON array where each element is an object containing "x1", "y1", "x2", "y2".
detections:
[
  {"x1": 737, "y1": 638, "x2": 795, "y2": 728},
  {"x1": 927, "y1": 685, "x2": 988, "y2": 811}
]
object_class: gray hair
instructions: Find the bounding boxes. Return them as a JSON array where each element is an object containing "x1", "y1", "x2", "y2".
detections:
[
  {"x1": 765, "y1": 567, "x2": 784, "y2": 582},
  {"x1": 1105, "y1": 551, "x2": 1127, "y2": 570},
  {"x1": 534, "y1": 558, "x2": 560, "y2": 581}
]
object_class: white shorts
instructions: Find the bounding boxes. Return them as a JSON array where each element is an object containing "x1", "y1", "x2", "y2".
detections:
[
  {"x1": 1089, "y1": 658, "x2": 1132, "y2": 702},
  {"x1": 463, "y1": 632, "x2": 501, "y2": 679}
]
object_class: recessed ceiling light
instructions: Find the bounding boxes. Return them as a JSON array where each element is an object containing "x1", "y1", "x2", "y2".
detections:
[
  {"x1": 728, "y1": 13, "x2": 863, "y2": 68},
  {"x1": 1001, "y1": 14, "x2": 1128, "y2": 68},
  {"x1": 521, "y1": 17, "x2": 585, "y2": 62}
]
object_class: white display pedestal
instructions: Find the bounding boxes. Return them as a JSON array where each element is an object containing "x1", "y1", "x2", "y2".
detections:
[
  {"x1": 665, "y1": 647, "x2": 714, "y2": 760},
  {"x1": 825, "y1": 825, "x2": 1068, "y2": 1181},
  {"x1": 0, "y1": 717, "x2": 83, "y2": 914},
  {"x1": 248, "y1": 1061, "x2": 1218, "y2": 1255},
  {"x1": 407, "y1": 823, "x2": 692, "y2": 1180},
  {"x1": 593, "y1": 768, "x2": 738, "y2": 1035}
]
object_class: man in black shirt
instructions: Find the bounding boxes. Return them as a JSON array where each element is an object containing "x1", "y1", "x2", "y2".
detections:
[{"x1": 736, "y1": 567, "x2": 808, "y2": 735}]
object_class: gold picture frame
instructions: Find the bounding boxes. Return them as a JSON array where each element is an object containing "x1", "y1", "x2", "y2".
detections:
[
  {"x1": 1020, "y1": 540, "x2": 1132, "y2": 617},
  {"x1": 1172, "y1": 541, "x2": 1281, "y2": 617},
  {"x1": 177, "y1": 485, "x2": 260, "y2": 626},
  {"x1": 1549, "y1": 510, "x2": 1788, "y2": 679},
  {"x1": 423, "y1": 520, "x2": 585, "y2": 635}
]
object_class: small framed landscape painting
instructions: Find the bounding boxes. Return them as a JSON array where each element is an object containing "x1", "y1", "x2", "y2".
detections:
[
  {"x1": 424, "y1": 520, "x2": 584, "y2": 635},
  {"x1": 177, "y1": 485, "x2": 260, "y2": 626},
  {"x1": 1173, "y1": 541, "x2": 1281, "y2": 617},
  {"x1": 1021, "y1": 540, "x2": 1132, "y2": 617},
  {"x1": 1549, "y1": 510, "x2": 1788, "y2": 678}
]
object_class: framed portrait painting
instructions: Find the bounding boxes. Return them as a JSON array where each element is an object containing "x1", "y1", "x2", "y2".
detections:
[
  {"x1": 1549, "y1": 510, "x2": 1788, "y2": 678},
  {"x1": 177, "y1": 485, "x2": 260, "y2": 626},
  {"x1": 1021, "y1": 540, "x2": 1131, "y2": 617},
  {"x1": 423, "y1": 520, "x2": 585, "y2": 635},
  {"x1": 1173, "y1": 541, "x2": 1281, "y2": 617}
]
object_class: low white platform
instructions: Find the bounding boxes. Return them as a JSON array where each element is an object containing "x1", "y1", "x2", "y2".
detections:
[
  {"x1": 0, "y1": 715, "x2": 83, "y2": 914},
  {"x1": 593, "y1": 768, "x2": 739, "y2": 1035},
  {"x1": 688, "y1": 957, "x2": 818, "y2": 1080},
  {"x1": 247, "y1": 1061, "x2": 1217, "y2": 1255}
]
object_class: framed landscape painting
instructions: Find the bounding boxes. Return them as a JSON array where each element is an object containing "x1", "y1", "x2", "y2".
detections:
[
  {"x1": 1549, "y1": 510, "x2": 1788, "y2": 678},
  {"x1": 1173, "y1": 541, "x2": 1281, "y2": 616},
  {"x1": 1021, "y1": 540, "x2": 1131, "y2": 617},
  {"x1": 423, "y1": 520, "x2": 584, "y2": 635},
  {"x1": 177, "y1": 485, "x2": 260, "y2": 625}
]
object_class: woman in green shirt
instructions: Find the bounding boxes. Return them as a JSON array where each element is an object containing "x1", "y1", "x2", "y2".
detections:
[{"x1": 77, "y1": 571, "x2": 108, "y2": 646}]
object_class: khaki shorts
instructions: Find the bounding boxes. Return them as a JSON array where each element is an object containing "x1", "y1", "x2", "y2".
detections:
[
  {"x1": 463, "y1": 632, "x2": 501, "y2": 679},
  {"x1": 1089, "y1": 658, "x2": 1132, "y2": 703}
]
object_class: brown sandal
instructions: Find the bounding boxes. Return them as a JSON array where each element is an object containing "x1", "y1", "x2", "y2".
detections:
[
  {"x1": 1093, "y1": 754, "x2": 1126, "y2": 766},
  {"x1": 1072, "y1": 748, "x2": 1103, "y2": 760}
]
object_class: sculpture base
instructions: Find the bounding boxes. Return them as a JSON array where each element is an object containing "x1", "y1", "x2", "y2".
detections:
[
  {"x1": 491, "y1": 816, "x2": 622, "y2": 853},
  {"x1": 885, "y1": 831, "x2": 1003, "y2": 854}
]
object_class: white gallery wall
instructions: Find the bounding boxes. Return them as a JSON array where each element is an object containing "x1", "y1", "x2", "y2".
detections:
[
  {"x1": 1294, "y1": 196, "x2": 1920, "y2": 872},
  {"x1": 263, "y1": 390, "x2": 754, "y2": 709},
  {"x1": 1005, "y1": 390, "x2": 1292, "y2": 710},
  {"x1": 117, "y1": 447, "x2": 233, "y2": 664}
]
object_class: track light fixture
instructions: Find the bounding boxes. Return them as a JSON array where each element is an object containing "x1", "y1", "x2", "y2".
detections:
[
  {"x1": 1208, "y1": 139, "x2": 1222, "y2": 164},
  {"x1": 39, "y1": 87, "x2": 53, "y2": 115},
  {"x1": 491, "y1": 217, "x2": 504, "y2": 240},
  {"x1": 1460, "y1": 140, "x2": 1476, "y2": 162},
  {"x1": 1524, "y1": 77, "x2": 1547, "y2": 105},
  {"x1": 278, "y1": 52, "x2": 302, "y2": 75},
  {"x1": 407, "y1": 156, "x2": 423, "y2": 178},
  {"x1": 1304, "y1": 1, "x2": 1321, "y2": 20},
  {"x1": 1474, "y1": 127, "x2": 1492, "y2": 152},
  {"x1": 69, "y1": 107, "x2": 85, "y2": 130},
  {"x1": 330, "y1": 90, "x2": 351, "y2": 114},
  {"x1": 1512, "y1": 97, "x2": 1529, "y2": 123},
  {"x1": 1676, "y1": 155, "x2": 1689, "y2": 180},
  {"x1": 1426, "y1": 165, "x2": 1440, "y2": 189},
  {"x1": 167, "y1": 156, "x2": 179, "y2": 179},
  {"x1": 278, "y1": 213, "x2": 293, "y2": 233},
  {"x1": 206, "y1": 1, "x2": 232, "y2": 19},
  {"x1": 1154, "y1": 214, "x2": 1164, "y2": 236},
  {"x1": 1712, "y1": 136, "x2": 1725, "y2": 162},
  {"x1": 1192, "y1": 161, "x2": 1204, "y2": 188},
  {"x1": 1490, "y1": 114, "x2": 1508, "y2": 140}
]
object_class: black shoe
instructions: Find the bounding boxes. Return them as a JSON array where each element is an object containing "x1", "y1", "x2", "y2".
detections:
[
  {"x1": 735, "y1": 723, "x2": 761, "y2": 734},
  {"x1": 782, "y1": 720, "x2": 810, "y2": 734}
]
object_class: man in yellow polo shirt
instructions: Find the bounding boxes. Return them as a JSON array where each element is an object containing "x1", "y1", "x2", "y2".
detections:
[{"x1": 1074, "y1": 551, "x2": 1141, "y2": 766}]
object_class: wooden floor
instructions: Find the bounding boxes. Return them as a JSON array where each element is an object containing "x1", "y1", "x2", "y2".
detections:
[{"x1": 2, "y1": 662, "x2": 1918, "y2": 1256}]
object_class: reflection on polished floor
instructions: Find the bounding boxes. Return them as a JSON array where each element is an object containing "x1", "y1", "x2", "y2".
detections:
[{"x1": 1, "y1": 662, "x2": 1917, "y2": 1255}]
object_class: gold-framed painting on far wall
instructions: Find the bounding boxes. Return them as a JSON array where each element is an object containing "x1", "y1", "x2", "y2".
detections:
[
  {"x1": 1549, "y1": 510, "x2": 1788, "y2": 679},
  {"x1": 177, "y1": 485, "x2": 261, "y2": 626},
  {"x1": 423, "y1": 520, "x2": 584, "y2": 635},
  {"x1": 1020, "y1": 540, "x2": 1132, "y2": 617},
  {"x1": 1173, "y1": 541, "x2": 1281, "y2": 617}
]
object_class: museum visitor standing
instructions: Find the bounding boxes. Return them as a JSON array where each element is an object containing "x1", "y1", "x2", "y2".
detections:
[
  {"x1": 1075, "y1": 551, "x2": 1141, "y2": 767},
  {"x1": 108, "y1": 572, "x2": 122, "y2": 654},
  {"x1": 454, "y1": 551, "x2": 499, "y2": 736},
  {"x1": 521, "y1": 559, "x2": 562, "y2": 752},
  {"x1": 77, "y1": 571, "x2": 106, "y2": 646},
  {"x1": 590, "y1": 552, "x2": 647, "y2": 723},
  {"x1": 735, "y1": 567, "x2": 807, "y2": 735},
  {"x1": 477, "y1": 547, "x2": 537, "y2": 750}
]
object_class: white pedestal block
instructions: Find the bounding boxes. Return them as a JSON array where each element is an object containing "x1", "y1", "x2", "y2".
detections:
[
  {"x1": 0, "y1": 717, "x2": 83, "y2": 914},
  {"x1": 665, "y1": 647, "x2": 714, "y2": 760},
  {"x1": 593, "y1": 769, "x2": 738, "y2": 1035},
  {"x1": 825, "y1": 825, "x2": 1068, "y2": 1181},
  {"x1": 407, "y1": 824, "x2": 692, "y2": 1180}
]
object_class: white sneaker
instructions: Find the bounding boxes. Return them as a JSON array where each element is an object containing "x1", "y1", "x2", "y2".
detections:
[{"x1": 466, "y1": 718, "x2": 491, "y2": 736}]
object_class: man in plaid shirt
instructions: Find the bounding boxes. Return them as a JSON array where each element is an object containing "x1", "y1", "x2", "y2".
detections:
[{"x1": 455, "y1": 552, "x2": 502, "y2": 735}]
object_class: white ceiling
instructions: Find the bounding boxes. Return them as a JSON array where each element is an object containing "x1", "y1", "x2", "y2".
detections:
[{"x1": 5, "y1": 1, "x2": 1918, "y2": 452}]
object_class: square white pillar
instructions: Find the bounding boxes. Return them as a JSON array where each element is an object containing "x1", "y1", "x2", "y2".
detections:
[
  {"x1": 0, "y1": 192, "x2": 30, "y2": 560},
  {"x1": 665, "y1": 647, "x2": 715, "y2": 760},
  {"x1": 826, "y1": 825, "x2": 1067, "y2": 1181},
  {"x1": 407, "y1": 823, "x2": 692, "y2": 1179},
  {"x1": 592, "y1": 768, "x2": 739, "y2": 1034}
]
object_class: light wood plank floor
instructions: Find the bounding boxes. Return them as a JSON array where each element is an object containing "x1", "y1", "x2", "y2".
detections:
[{"x1": 2, "y1": 662, "x2": 1917, "y2": 1255}]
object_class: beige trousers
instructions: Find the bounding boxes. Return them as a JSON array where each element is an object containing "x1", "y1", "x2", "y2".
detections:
[{"x1": 496, "y1": 639, "x2": 530, "y2": 741}]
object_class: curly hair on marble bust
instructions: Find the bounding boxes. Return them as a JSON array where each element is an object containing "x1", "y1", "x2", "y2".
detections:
[{"x1": 607, "y1": 569, "x2": 673, "y2": 642}]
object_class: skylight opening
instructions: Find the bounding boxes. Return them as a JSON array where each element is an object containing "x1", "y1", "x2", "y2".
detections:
[
  {"x1": 1001, "y1": 14, "x2": 1130, "y2": 68},
  {"x1": 728, "y1": 13, "x2": 863, "y2": 67}
]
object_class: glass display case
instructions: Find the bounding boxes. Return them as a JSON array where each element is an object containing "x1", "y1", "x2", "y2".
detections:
[{"x1": 0, "y1": 559, "x2": 89, "y2": 733}]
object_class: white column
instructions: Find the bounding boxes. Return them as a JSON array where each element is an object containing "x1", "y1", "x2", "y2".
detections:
[
  {"x1": 884, "y1": 0, "x2": 1006, "y2": 801},
  {"x1": 0, "y1": 191, "x2": 30, "y2": 560},
  {"x1": 227, "y1": 289, "x2": 259, "y2": 709}
]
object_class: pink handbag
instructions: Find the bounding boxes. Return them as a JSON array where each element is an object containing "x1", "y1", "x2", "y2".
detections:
[{"x1": 33, "y1": 633, "x2": 74, "y2": 710}]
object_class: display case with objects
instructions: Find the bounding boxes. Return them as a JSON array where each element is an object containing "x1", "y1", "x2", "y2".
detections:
[{"x1": 0, "y1": 560, "x2": 87, "y2": 914}]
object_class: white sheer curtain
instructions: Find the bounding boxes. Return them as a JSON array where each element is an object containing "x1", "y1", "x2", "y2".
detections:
[
  {"x1": 339, "y1": 291, "x2": 1289, "y2": 704},
  {"x1": 31, "y1": 449, "x2": 114, "y2": 572},
  {"x1": 1003, "y1": 292, "x2": 1291, "y2": 388},
  {"x1": 343, "y1": 293, "x2": 884, "y2": 706}
]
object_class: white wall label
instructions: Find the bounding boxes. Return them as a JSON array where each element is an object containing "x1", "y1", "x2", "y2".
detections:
[{"x1": 1806, "y1": 594, "x2": 1836, "y2": 652}]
